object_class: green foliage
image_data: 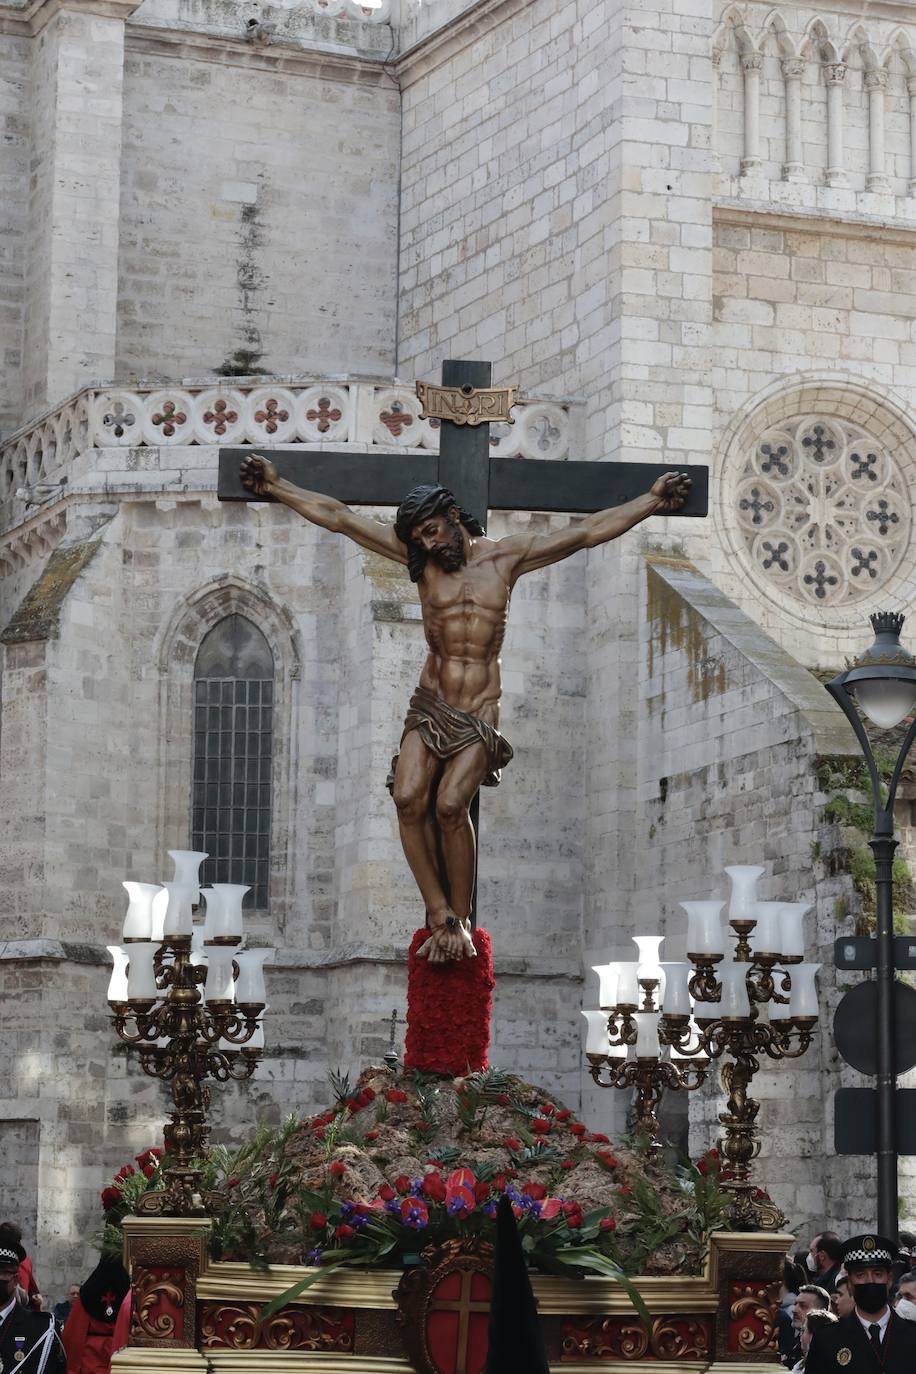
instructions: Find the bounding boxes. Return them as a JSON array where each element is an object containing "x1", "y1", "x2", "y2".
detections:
[
  {"x1": 328, "y1": 1068, "x2": 354, "y2": 1107},
  {"x1": 818, "y1": 754, "x2": 916, "y2": 931}
]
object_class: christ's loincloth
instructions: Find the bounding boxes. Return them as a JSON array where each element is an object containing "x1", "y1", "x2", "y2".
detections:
[{"x1": 387, "y1": 686, "x2": 514, "y2": 791}]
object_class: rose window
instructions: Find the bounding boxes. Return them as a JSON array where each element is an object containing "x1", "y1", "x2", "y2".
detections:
[{"x1": 734, "y1": 416, "x2": 911, "y2": 606}]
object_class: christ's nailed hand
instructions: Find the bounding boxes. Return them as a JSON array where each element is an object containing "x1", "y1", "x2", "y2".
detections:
[
  {"x1": 240, "y1": 453, "x2": 279, "y2": 497},
  {"x1": 650, "y1": 470, "x2": 691, "y2": 513}
]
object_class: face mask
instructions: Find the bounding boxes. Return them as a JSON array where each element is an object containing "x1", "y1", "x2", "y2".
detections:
[
  {"x1": 895, "y1": 1298, "x2": 916, "y2": 1321},
  {"x1": 853, "y1": 1282, "x2": 889, "y2": 1315},
  {"x1": 806, "y1": 1252, "x2": 818, "y2": 1273}
]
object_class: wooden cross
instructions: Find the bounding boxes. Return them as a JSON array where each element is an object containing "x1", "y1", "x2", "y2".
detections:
[
  {"x1": 217, "y1": 359, "x2": 708, "y2": 926},
  {"x1": 216, "y1": 358, "x2": 709, "y2": 529}
]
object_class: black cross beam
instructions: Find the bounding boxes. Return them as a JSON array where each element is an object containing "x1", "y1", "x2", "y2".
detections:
[{"x1": 217, "y1": 359, "x2": 709, "y2": 528}]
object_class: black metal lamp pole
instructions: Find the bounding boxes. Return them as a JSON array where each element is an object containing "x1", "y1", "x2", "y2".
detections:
[{"x1": 826, "y1": 611, "x2": 916, "y2": 1240}]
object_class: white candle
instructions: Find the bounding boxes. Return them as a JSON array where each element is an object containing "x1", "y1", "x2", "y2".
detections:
[
  {"x1": 681, "y1": 900, "x2": 726, "y2": 956},
  {"x1": 788, "y1": 962, "x2": 821, "y2": 1018},
  {"x1": 581, "y1": 1009, "x2": 611, "y2": 1056},
  {"x1": 718, "y1": 961, "x2": 752, "y2": 1019},
  {"x1": 161, "y1": 882, "x2": 194, "y2": 938},
  {"x1": 106, "y1": 945, "x2": 130, "y2": 1002},
  {"x1": 615, "y1": 962, "x2": 641, "y2": 1008},
  {"x1": 752, "y1": 902, "x2": 784, "y2": 955},
  {"x1": 121, "y1": 883, "x2": 161, "y2": 940},
  {"x1": 778, "y1": 903, "x2": 810, "y2": 959},
  {"x1": 204, "y1": 950, "x2": 236, "y2": 1003},
  {"x1": 167, "y1": 849, "x2": 208, "y2": 904},
  {"x1": 126, "y1": 943, "x2": 159, "y2": 1000},
  {"x1": 204, "y1": 884, "x2": 249, "y2": 941},
  {"x1": 234, "y1": 949, "x2": 272, "y2": 1005},
  {"x1": 591, "y1": 964, "x2": 619, "y2": 1011},
  {"x1": 634, "y1": 1011, "x2": 660, "y2": 1059},
  {"x1": 633, "y1": 934, "x2": 664, "y2": 983},
  {"x1": 661, "y1": 961, "x2": 691, "y2": 1016}
]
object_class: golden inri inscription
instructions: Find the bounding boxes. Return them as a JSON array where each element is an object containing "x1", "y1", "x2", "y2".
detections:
[{"x1": 415, "y1": 381, "x2": 518, "y2": 427}]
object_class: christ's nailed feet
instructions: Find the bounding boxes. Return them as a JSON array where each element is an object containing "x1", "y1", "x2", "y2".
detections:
[{"x1": 417, "y1": 916, "x2": 477, "y2": 963}]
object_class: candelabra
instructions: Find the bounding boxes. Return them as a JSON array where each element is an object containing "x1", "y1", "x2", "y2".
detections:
[
  {"x1": 584, "y1": 865, "x2": 820, "y2": 1230},
  {"x1": 107, "y1": 851, "x2": 272, "y2": 1216}
]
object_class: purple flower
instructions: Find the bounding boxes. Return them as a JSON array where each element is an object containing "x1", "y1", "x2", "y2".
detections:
[
  {"x1": 482, "y1": 1200, "x2": 499, "y2": 1219},
  {"x1": 447, "y1": 1196, "x2": 467, "y2": 1217},
  {"x1": 385, "y1": 1199, "x2": 401, "y2": 1216},
  {"x1": 339, "y1": 1201, "x2": 355, "y2": 1221},
  {"x1": 408, "y1": 1177, "x2": 424, "y2": 1197},
  {"x1": 307, "y1": 1246, "x2": 323, "y2": 1265},
  {"x1": 351, "y1": 1213, "x2": 369, "y2": 1229}
]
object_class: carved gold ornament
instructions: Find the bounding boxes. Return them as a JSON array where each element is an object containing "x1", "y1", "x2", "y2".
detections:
[
  {"x1": 415, "y1": 381, "x2": 518, "y2": 426},
  {"x1": 730, "y1": 1282, "x2": 778, "y2": 1352},
  {"x1": 837, "y1": 1349, "x2": 852, "y2": 1366},
  {"x1": 131, "y1": 1268, "x2": 185, "y2": 1340}
]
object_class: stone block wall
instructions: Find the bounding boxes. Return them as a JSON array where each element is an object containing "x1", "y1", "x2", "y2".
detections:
[
  {"x1": 115, "y1": 51, "x2": 399, "y2": 384},
  {"x1": 629, "y1": 554, "x2": 906, "y2": 1234},
  {"x1": 0, "y1": 35, "x2": 28, "y2": 435}
]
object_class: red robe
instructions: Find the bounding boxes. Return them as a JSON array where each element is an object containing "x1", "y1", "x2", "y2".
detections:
[
  {"x1": 18, "y1": 1256, "x2": 42, "y2": 1310},
  {"x1": 61, "y1": 1297, "x2": 116, "y2": 1374}
]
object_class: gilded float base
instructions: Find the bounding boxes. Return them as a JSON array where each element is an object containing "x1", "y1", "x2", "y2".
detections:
[
  {"x1": 195, "y1": 1359, "x2": 711, "y2": 1374},
  {"x1": 110, "y1": 1347, "x2": 210, "y2": 1372},
  {"x1": 704, "y1": 1364, "x2": 783, "y2": 1373}
]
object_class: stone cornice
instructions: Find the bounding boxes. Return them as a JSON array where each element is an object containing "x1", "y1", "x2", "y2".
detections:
[
  {"x1": 715, "y1": 199, "x2": 916, "y2": 247},
  {"x1": 0, "y1": 0, "x2": 140, "y2": 37},
  {"x1": 125, "y1": 24, "x2": 394, "y2": 85},
  {"x1": 0, "y1": 938, "x2": 582, "y2": 979},
  {"x1": 395, "y1": 0, "x2": 532, "y2": 87}
]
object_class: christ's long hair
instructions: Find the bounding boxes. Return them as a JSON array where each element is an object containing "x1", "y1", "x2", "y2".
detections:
[{"x1": 394, "y1": 484, "x2": 484, "y2": 582}]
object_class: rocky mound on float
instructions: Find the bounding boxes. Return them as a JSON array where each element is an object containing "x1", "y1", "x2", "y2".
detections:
[{"x1": 190, "y1": 1066, "x2": 732, "y2": 1278}]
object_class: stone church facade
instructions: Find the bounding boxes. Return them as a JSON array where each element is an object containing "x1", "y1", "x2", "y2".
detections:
[{"x1": 1, "y1": 0, "x2": 915, "y2": 1285}]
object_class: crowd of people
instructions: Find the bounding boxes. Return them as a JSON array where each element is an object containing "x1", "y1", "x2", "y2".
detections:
[
  {"x1": 0, "y1": 1223, "x2": 129, "y2": 1374},
  {"x1": 778, "y1": 1229, "x2": 916, "y2": 1373}
]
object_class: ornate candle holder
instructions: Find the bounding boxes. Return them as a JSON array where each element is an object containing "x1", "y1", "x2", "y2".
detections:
[
  {"x1": 585, "y1": 866, "x2": 820, "y2": 1230},
  {"x1": 108, "y1": 853, "x2": 270, "y2": 1217}
]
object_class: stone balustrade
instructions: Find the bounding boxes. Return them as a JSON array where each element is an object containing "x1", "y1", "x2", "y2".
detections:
[{"x1": 0, "y1": 379, "x2": 577, "y2": 515}]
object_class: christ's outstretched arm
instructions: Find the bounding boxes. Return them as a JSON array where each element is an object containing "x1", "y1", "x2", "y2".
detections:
[
  {"x1": 240, "y1": 454, "x2": 407, "y2": 565},
  {"x1": 502, "y1": 471, "x2": 691, "y2": 580}
]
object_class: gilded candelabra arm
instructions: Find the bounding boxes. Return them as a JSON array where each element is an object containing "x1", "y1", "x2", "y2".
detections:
[
  {"x1": 606, "y1": 1010, "x2": 638, "y2": 1049},
  {"x1": 587, "y1": 1053, "x2": 631, "y2": 1089},
  {"x1": 139, "y1": 1046, "x2": 175, "y2": 1079},
  {"x1": 669, "y1": 1058, "x2": 708, "y2": 1092},
  {"x1": 207, "y1": 1048, "x2": 260, "y2": 1083},
  {"x1": 687, "y1": 958, "x2": 721, "y2": 1003},
  {"x1": 111, "y1": 1004, "x2": 165, "y2": 1045},
  {"x1": 759, "y1": 1019, "x2": 815, "y2": 1061}
]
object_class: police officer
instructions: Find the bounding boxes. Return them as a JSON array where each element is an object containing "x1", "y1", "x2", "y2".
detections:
[
  {"x1": 0, "y1": 1236, "x2": 65, "y2": 1374},
  {"x1": 805, "y1": 1234, "x2": 916, "y2": 1373}
]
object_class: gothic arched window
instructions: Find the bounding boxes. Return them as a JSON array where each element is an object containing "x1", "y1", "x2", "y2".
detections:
[{"x1": 191, "y1": 614, "x2": 274, "y2": 907}]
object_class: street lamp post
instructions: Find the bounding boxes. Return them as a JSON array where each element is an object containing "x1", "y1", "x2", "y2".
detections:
[{"x1": 826, "y1": 610, "x2": 916, "y2": 1241}]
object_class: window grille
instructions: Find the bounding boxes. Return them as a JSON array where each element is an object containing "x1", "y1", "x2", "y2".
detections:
[{"x1": 191, "y1": 614, "x2": 273, "y2": 908}]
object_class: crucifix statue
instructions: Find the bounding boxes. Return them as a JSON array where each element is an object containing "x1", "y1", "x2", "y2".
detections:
[{"x1": 218, "y1": 360, "x2": 707, "y2": 966}]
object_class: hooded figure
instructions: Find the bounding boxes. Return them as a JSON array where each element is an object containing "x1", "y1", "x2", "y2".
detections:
[
  {"x1": 61, "y1": 1258, "x2": 130, "y2": 1374},
  {"x1": 483, "y1": 1196, "x2": 550, "y2": 1374}
]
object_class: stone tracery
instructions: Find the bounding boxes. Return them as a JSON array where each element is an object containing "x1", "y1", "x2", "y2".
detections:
[{"x1": 734, "y1": 413, "x2": 911, "y2": 606}]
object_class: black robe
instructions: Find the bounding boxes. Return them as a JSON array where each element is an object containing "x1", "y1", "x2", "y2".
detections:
[{"x1": 805, "y1": 1310, "x2": 916, "y2": 1374}]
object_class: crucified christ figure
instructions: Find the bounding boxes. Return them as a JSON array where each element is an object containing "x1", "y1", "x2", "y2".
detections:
[{"x1": 240, "y1": 455, "x2": 690, "y2": 963}]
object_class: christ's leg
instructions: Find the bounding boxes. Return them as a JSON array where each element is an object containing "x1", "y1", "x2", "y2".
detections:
[
  {"x1": 392, "y1": 732, "x2": 446, "y2": 918},
  {"x1": 435, "y1": 742, "x2": 489, "y2": 924}
]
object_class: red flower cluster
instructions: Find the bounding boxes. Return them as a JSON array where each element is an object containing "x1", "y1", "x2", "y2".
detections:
[
  {"x1": 563, "y1": 1201, "x2": 584, "y2": 1230},
  {"x1": 99, "y1": 1149, "x2": 162, "y2": 1209},
  {"x1": 385, "y1": 1089, "x2": 408, "y2": 1104},
  {"x1": 329, "y1": 1161, "x2": 347, "y2": 1179},
  {"x1": 531, "y1": 1118, "x2": 551, "y2": 1135},
  {"x1": 595, "y1": 1151, "x2": 619, "y2": 1171}
]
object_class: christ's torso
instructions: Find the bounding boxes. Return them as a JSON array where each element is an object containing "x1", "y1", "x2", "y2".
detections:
[{"x1": 417, "y1": 545, "x2": 510, "y2": 720}]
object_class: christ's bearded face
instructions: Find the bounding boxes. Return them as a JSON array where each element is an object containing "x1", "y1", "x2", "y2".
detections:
[{"x1": 412, "y1": 510, "x2": 465, "y2": 571}]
